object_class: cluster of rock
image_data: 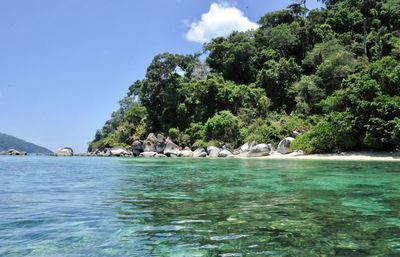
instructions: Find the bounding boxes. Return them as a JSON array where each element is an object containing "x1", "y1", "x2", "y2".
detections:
[
  {"x1": 89, "y1": 133, "x2": 299, "y2": 158},
  {"x1": 0, "y1": 149, "x2": 27, "y2": 156}
]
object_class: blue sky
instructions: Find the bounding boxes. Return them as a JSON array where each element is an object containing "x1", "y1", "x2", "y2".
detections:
[{"x1": 0, "y1": 0, "x2": 323, "y2": 152}]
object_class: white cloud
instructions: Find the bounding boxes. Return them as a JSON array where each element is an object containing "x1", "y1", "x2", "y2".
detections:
[{"x1": 185, "y1": 2, "x2": 259, "y2": 44}]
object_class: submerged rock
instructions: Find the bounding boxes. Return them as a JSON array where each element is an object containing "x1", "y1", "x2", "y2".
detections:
[
  {"x1": 277, "y1": 137, "x2": 295, "y2": 154},
  {"x1": 55, "y1": 147, "x2": 74, "y2": 156}
]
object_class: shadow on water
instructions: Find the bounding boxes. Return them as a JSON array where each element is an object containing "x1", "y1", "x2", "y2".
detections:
[{"x1": 111, "y1": 158, "x2": 400, "y2": 256}]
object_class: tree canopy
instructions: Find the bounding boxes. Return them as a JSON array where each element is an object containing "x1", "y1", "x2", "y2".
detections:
[{"x1": 90, "y1": 0, "x2": 400, "y2": 153}]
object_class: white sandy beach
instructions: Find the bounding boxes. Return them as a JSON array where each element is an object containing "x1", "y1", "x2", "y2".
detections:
[{"x1": 260, "y1": 151, "x2": 400, "y2": 161}]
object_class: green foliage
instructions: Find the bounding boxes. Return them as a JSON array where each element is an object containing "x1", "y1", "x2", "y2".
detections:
[
  {"x1": 369, "y1": 56, "x2": 400, "y2": 96},
  {"x1": 204, "y1": 111, "x2": 240, "y2": 146},
  {"x1": 90, "y1": 0, "x2": 400, "y2": 153},
  {"x1": 256, "y1": 57, "x2": 301, "y2": 111},
  {"x1": 290, "y1": 75, "x2": 325, "y2": 114},
  {"x1": 240, "y1": 115, "x2": 309, "y2": 145},
  {"x1": 292, "y1": 112, "x2": 356, "y2": 153},
  {"x1": 168, "y1": 128, "x2": 190, "y2": 146}
]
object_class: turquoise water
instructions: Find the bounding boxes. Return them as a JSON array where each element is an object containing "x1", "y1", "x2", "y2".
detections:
[{"x1": 0, "y1": 156, "x2": 400, "y2": 256}]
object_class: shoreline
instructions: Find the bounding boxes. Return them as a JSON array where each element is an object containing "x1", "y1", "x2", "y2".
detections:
[{"x1": 234, "y1": 151, "x2": 400, "y2": 162}]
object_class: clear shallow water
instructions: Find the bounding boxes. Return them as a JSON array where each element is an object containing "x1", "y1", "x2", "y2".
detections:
[{"x1": 0, "y1": 156, "x2": 400, "y2": 256}]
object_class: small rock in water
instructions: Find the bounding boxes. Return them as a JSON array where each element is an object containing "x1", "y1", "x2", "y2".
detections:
[{"x1": 139, "y1": 151, "x2": 157, "y2": 157}]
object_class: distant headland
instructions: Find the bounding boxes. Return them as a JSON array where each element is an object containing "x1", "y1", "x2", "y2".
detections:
[{"x1": 0, "y1": 132, "x2": 52, "y2": 155}]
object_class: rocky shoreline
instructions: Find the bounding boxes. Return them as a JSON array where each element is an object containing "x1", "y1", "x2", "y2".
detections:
[{"x1": 70, "y1": 133, "x2": 299, "y2": 158}]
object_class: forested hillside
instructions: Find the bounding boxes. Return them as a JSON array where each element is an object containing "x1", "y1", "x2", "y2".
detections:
[
  {"x1": 0, "y1": 132, "x2": 52, "y2": 154},
  {"x1": 89, "y1": 0, "x2": 400, "y2": 153}
]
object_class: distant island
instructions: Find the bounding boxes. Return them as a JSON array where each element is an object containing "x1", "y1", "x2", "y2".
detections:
[
  {"x1": 0, "y1": 132, "x2": 52, "y2": 154},
  {"x1": 89, "y1": 0, "x2": 400, "y2": 155}
]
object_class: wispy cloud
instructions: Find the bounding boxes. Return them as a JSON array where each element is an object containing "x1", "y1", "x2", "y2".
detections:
[{"x1": 185, "y1": 2, "x2": 259, "y2": 44}]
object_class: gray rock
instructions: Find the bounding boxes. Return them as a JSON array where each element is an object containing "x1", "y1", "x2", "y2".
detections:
[
  {"x1": 207, "y1": 146, "x2": 221, "y2": 158},
  {"x1": 163, "y1": 138, "x2": 180, "y2": 156},
  {"x1": 157, "y1": 134, "x2": 165, "y2": 142},
  {"x1": 233, "y1": 149, "x2": 241, "y2": 155},
  {"x1": 193, "y1": 148, "x2": 208, "y2": 158},
  {"x1": 5, "y1": 149, "x2": 25, "y2": 156},
  {"x1": 218, "y1": 149, "x2": 234, "y2": 157},
  {"x1": 93, "y1": 148, "x2": 111, "y2": 157},
  {"x1": 155, "y1": 134, "x2": 166, "y2": 153},
  {"x1": 147, "y1": 133, "x2": 158, "y2": 143},
  {"x1": 132, "y1": 141, "x2": 143, "y2": 156},
  {"x1": 110, "y1": 147, "x2": 132, "y2": 156},
  {"x1": 155, "y1": 142, "x2": 165, "y2": 153},
  {"x1": 143, "y1": 140, "x2": 156, "y2": 152},
  {"x1": 55, "y1": 147, "x2": 74, "y2": 156},
  {"x1": 240, "y1": 142, "x2": 251, "y2": 152},
  {"x1": 155, "y1": 153, "x2": 167, "y2": 158},
  {"x1": 291, "y1": 131, "x2": 301, "y2": 138},
  {"x1": 277, "y1": 137, "x2": 295, "y2": 154},
  {"x1": 139, "y1": 151, "x2": 157, "y2": 157},
  {"x1": 244, "y1": 143, "x2": 272, "y2": 157},
  {"x1": 180, "y1": 147, "x2": 193, "y2": 157}
]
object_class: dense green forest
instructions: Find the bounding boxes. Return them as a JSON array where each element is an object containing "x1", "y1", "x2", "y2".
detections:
[{"x1": 89, "y1": 0, "x2": 400, "y2": 153}]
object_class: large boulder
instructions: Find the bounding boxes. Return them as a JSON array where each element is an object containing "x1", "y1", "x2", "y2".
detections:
[
  {"x1": 207, "y1": 146, "x2": 221, "y2": 158},
  {"x1": 277, "y1": 137, "x2": 295, "y2": 154},
  {"x1": 110, "y1": 147, "x2": 131, "y2": 157},
  {"x1": 155, "y1": 134, "x2": 166, "y2": 153},
  {"x1": 218, "y1": 149, "x2": 234, "y2": 157},
  {"x1": 163, "y1": 138, "x2": 180, "y2": 156},
  {"x1": 180, "y1": 147, "x2": 193, "y2": 158},
  {"x1": 193, "y1": 148, "x2": 208, "y2": 158},
  {"x1": 55, "y1": 147, "x2": 74, "y2": 156},
  {"x1": 143, "y1": 140, "x2": 156, "y2": 152},
  {"x1": 240, "y1": 142, "x2": 251, "y2": 152},
  {"x1": 240, "y1": 141, "x2": 257, "y2": 152},
  {"x1": 139, "y1": 151, "x2": 157, "y2": 158},
  {"x1": 132, "y1": 141, "x2": 143, "y2": 156},
  {"x1": 245, "y1": 144, "x2": 272, "y2": 157}
]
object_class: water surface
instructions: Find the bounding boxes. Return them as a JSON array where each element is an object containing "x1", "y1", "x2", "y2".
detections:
[{"x1": 0, "y1": 156, "x2": 399, "y2": 256}]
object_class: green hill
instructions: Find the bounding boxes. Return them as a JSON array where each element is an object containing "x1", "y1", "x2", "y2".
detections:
[{"x1": 0, "y1": 132, "x2": 52, "y2": 154}]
